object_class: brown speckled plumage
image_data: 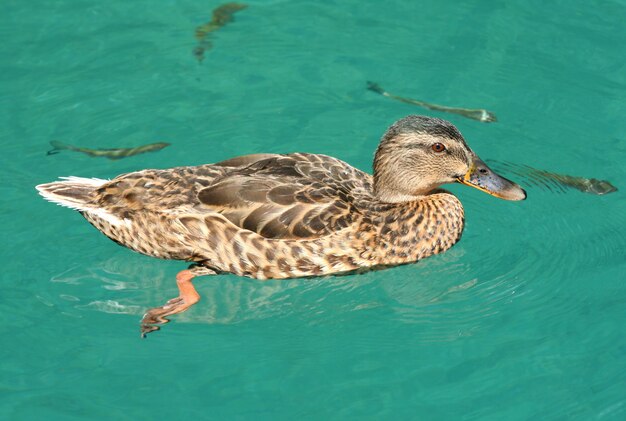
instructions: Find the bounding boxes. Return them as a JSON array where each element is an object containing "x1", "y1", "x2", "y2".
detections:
[
  {"x1": 79, "y1": 152, "x2": 465, "y2": 278},
  {"x1": 36, "y1": 115, "x2": 525, "y2": 335}
]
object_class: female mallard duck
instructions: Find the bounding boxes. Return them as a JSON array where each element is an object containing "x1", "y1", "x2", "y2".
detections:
[{"x1": 37, "y1": 115, "x2": 526, "y2": 335}]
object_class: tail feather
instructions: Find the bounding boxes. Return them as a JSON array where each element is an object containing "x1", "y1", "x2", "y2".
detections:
[{"x1": 36, "y1": 176, "x2": 108, "y2": 211}]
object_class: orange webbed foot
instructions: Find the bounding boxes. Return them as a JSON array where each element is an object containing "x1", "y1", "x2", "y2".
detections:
[{"x1": 140, "y1": 265, "x2": 216, "y2": 338}]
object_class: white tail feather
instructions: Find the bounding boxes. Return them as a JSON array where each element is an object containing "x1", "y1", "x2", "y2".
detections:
[
  {"x1": 36, "y1": 176, "x2": 127, "y2": 226},
  {"x1": 58, "y1": 176, "x2": 109, "y2": 186}
]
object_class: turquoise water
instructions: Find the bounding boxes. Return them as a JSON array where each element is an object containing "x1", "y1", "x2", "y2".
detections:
[{"x1": 2, "y1": 0, "x2": 626, "y2": 419}]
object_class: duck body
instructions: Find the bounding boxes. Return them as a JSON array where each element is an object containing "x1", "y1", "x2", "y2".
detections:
[
  {"x1": 52, "y1": 152, "x2": 465, "y2": 279},
  {"x1": 37, "y1": 115, "x2": 524, "y2": 335}
]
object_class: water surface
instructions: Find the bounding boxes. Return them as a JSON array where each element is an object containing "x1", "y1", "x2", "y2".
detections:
[{"x1": 1, "y1": 0, "x2": 625, "y2": 419}]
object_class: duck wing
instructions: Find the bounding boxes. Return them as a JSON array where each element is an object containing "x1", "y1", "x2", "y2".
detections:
[{"x1": 197, "y1": 153, "x2": 372, "y2": 239}]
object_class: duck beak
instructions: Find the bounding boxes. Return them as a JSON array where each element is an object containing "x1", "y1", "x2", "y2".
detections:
[{"x1": 457, "y1": 156, "x2": 527, "y2": 201}]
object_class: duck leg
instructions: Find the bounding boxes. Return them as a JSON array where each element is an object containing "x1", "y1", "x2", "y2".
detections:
[{"x1": 140, "y1": 264, "x2": 216, "y2": 337}]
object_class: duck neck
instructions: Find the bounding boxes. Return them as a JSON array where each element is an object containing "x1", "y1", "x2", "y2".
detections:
[
  {"x1": 374, "y1": 190, "x2": 424, "y2": 203},
  {"x1": 373, "y1": 193, "x2": 465, "y2": 265},
  {"x1": 372, "y1": 166, "x2": 437, "y2": 203}
]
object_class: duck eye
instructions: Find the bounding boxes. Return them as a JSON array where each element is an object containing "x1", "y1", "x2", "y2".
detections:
[{"x1": 431, "y1": 143, "x2": 446, "y2": 153}]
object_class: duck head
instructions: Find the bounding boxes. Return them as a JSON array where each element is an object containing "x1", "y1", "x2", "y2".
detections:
[{"x1": 373, "y1": 115, "x2": 526, "y2": 202}]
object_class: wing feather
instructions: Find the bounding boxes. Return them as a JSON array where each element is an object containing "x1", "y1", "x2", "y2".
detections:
[{"x1": 197, "y1": 154, "x2": 371, "y2": 239}]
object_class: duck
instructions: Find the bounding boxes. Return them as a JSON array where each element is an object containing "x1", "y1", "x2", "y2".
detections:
[{"x1": 36, "y1": 115, "x2": 526, "y2": 336}]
